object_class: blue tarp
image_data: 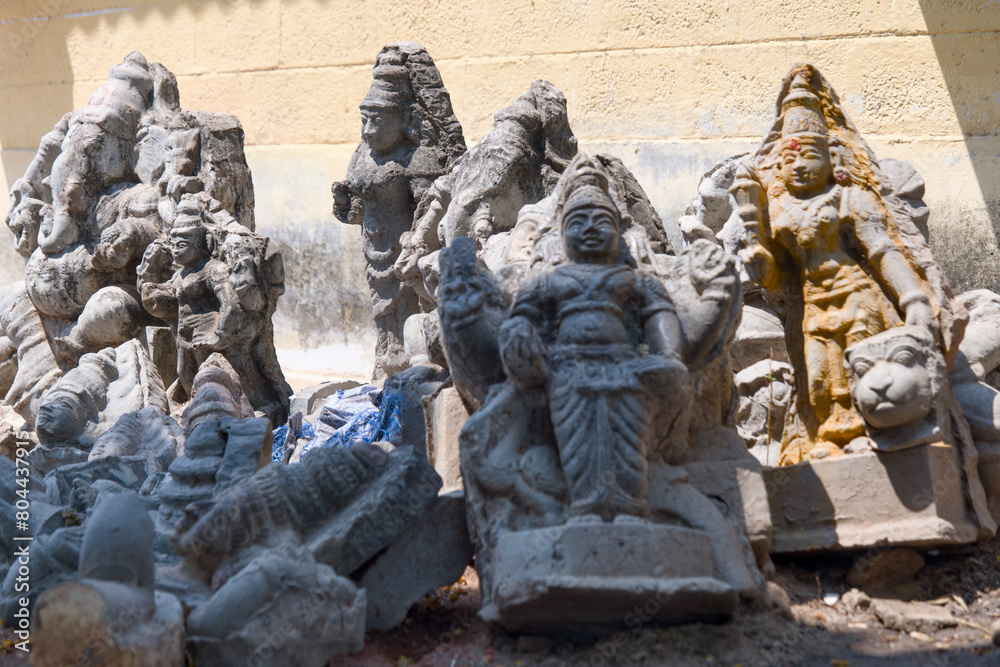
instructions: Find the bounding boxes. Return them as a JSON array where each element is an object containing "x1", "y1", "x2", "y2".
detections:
[{"x1": 271, "y1": 384, "x2": 405, "y2": 463}]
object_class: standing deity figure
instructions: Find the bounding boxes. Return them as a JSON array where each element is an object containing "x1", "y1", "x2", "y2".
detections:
[
  {"x1": 138, "y1": 196, "x2": 291, "y2": 423},
  {"x1": 731, "y1": 64, "x2": 965, "y2": 465},
  {"x1": 332, "y1": 42, "x2": 465, "y2": 380}
]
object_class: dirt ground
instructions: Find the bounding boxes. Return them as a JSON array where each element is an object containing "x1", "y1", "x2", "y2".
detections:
[
  {"x1": 331, "y1": 536, "x2": 1000, "y2": 667},
  {"x1": 5, "y1": 536, "x2": 1000, "y2": 666}
]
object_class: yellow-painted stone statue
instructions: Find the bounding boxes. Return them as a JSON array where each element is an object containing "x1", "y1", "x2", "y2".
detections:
[{"x1": 731, "y1": 64, "x2": 966, "y2": 465}]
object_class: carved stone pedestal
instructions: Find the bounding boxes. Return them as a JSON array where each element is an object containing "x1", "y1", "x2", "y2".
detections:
[
  {"x1": 485, "y1": 523, "x2": 738, "y2": 634},
  {"x1": 766, "y1": 444, "x2": 978, "y2": 553}
]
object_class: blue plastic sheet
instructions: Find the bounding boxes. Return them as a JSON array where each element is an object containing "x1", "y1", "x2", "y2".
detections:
[{"x1": 271, "y1": 384, "x2": 405, "y2": 463}]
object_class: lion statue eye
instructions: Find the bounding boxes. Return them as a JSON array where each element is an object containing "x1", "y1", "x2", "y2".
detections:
[
  {"x1": 852, "y1": 360, "x2": 872, "y2": 377},
  {"x1": 889, "y1": 348, "x2": 916, "y2": 366}
]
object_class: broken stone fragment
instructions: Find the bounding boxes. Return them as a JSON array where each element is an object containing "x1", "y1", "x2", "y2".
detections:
[
  {"x1": 185, "y1": 547, "x2": 365, "y2": 667},
  {"x1": 32, "y1": 491, "x2": 185, "y2": 666},
  {"x1": 358, "y1": 490, "x2": 473, "y2": 631},
  {"x1": 871, "y1": 598, "x2": 956, "y2": 633}
]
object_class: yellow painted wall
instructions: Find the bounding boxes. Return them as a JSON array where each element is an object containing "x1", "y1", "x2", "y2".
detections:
[{"x1": 2, "y1": 0, "x2": 999, "y2": 378}]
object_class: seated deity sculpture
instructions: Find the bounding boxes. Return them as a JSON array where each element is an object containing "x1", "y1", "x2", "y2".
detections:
[
  {"x1": 439, "y1": 153, "x2": 766, "y2": 632},
  {"x1": 731, "y1": 64, "x2": 995, "y2": 551},
  {"x1": 0, "y1": 52, "x2": 282, "y2": 427}
]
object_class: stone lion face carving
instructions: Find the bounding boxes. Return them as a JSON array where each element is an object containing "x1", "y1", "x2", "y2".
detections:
[{"x1": 844, "y1": 325, "x2": 947, "y2": 449}]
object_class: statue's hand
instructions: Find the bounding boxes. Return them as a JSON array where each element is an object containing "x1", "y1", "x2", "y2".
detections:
[
  {"x1": 687, "y1": 239, "x2": 737, "y2": 295},
  {"x1": 165, "y1": 175, "x2": 202, "y2": 200},
  {"x1": 395, "y1": 230, "x2": 427, "y2": 283},
  {"x1": 905, "y1": 299, "x2": 936, "y2": 334},
  {"x1": 192, "y1": 330, "x2": 223, "y2": 353},
  {"x1": 637, "y1": 353, "x2": 687, "y2": 388},
  {"x1": 332, "y1": 181, "x2": 360, "y2": 223},
  {"x1": 137, "y1": 239, "x2": 174, "y2": 285},
  {"x1": 499, "y1": 317, "x2": 546, "y2": 387}
]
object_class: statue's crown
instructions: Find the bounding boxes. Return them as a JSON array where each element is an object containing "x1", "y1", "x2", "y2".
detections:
[
  {"x1": 561, "y1": 156, "x2": 619, "y2": 224},
  {"x1": 362, "y1": 51, "x2": 413, "y2": 108},
  {"x1": 781, "y1": 73, "x2": 827, "y2": 140}
]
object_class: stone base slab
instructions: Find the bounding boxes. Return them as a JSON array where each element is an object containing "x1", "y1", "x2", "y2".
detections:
[
  {"x1": 488, "y1": 523, "x2": 737, "y2": 634},
  {"x1": 766, "y1": 444, "x2": 978, "y2": 553}
]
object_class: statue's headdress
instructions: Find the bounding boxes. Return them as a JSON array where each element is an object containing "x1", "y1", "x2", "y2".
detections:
[
  {"x1": 361, "y1": 42, "x2": 466, "y2": 163},
  {"x1": 780, "y1": 72, "x2": 828, "y2": 142},
  {"x1": 561, "y1": 155, "x2": 621, "y2": 227},
  {"x1": 362, "y1": 54, "x2": 414, "y2": 109}
]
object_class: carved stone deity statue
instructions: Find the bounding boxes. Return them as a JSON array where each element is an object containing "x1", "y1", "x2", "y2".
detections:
[
  {"x1": 732, "y1": 64, "x2": 963, "y2": 465},
  {"x1": 439, "y1": 153, "x2": 765, "y2": 632},
  {"x1": 138, "y1": 196, "x2": 291, "y2": 423},
  {"x1": 332, "y1": 41, "x2": 466, "y2": 380},
  {"x1": 1, "y1": 52, "x2": 257, "y2": 426},
  {"x1": 732, "y1": 64, "x2": 995, "y2": 552}
]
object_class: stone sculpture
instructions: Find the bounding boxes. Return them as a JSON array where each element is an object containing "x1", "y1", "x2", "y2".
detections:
[
  {"x1": 732, "y1": 64, "x2": 994, "y2": 551},
  {"x1": 439, "y1": 153, "x2": 765, "y2": 633},
  {"x1": 137, "y1": 195, "x2": 291, "y2": 423},
  {"x1": 333, "y1": 41, "x2": 466, "y2": 380},
  {"x1": 170, "y1": 442, "x2": 441, "y2": 665},
  {"x1": 33, "y1": 491, "x2": 185, "y2": 667},
  {"x1": 1, "y1": 51, "x2": 288, "y2": 428}
]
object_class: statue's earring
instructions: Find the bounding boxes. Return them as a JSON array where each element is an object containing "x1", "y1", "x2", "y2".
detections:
[{"x1": 205, "y1": 230, "x2": 216, "y2": 256}]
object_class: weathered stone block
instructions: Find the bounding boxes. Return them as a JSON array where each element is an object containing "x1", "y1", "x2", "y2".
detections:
[
  {"x1": 358, "y1": 490, "x2": 472, "y2": 631},
  {"x1": 424, "y1": 385, "x2": 468, "y2": 492},
  {"x1": 766, "y1": 445, "x2": 978, "y2": 553},
  {"x1": 487, "y1": 523, "x2": 738, "y2": 634}
]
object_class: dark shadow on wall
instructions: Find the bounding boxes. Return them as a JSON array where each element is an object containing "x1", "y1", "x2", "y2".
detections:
[{"x1": 918, "y1": 1, "x2": 1000, "y2": 293}]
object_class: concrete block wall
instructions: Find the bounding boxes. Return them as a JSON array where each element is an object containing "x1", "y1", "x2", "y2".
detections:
[{"x1": 2, "y1": 0, "x2": 999, "y2": 381}]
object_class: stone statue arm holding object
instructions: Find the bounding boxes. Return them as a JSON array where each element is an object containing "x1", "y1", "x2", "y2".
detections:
[
  {"x1": 850, "y1": 190, "x2": 936, "y2": 333},
  {"x1": 730, "y1": 164, "x2": 781, "y2": 292},
  {"x1": 331, "y1": 152, "x2": 364, "y2": 227},
  {"x1": 194, "y1": 262, "x2": 244, "y2": 353},
  {"x1": 396, "y1": 173, "x2": 453, "y2": 283},
  {"x1": 137, "y1": 238, "x2": 179, "y2": 320},
  {"x1": 675, "y1": 240, "x2": 742, "y2": 369}
]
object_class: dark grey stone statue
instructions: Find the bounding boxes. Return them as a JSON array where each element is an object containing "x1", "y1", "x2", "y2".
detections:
[
  {"x1": 333, "y1": 41, "x2": 466, "y2": 381},
  {"x1": 439, "y1": 153, "x2": 767, "y2": 633}
]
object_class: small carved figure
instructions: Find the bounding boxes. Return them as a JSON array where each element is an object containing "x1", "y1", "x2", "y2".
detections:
[
  {"x1": 138, "y1": 196, "x2": 291, "y2": 422},
  {"x1": 333, "y1": 41, "x2": 466, "y2": 380}
]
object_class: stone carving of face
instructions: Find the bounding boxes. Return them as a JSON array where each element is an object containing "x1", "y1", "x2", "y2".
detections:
[
  {"x1": 171, "y1": 225, "x2": 211, "y2": 267},
  {"x1": 361, "y1": 104, "x2": 406, "y2": 155},
  {"x1": 563, "y1": 204, "x2": 620, "y2": 264},
  {"x1": 845, "y1": 326, "x2": 938, "y2": 430},
  {"x1": 780, "y1": 136, "x2": 832, "y2": 198}
]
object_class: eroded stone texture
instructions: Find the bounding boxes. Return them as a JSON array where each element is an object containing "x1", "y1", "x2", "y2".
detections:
[
  {"x1": 358, "y1": 490, "x2": 472, "y2": 631},
  {"x1": 440, "y1": 153, "x2": 766, "y2": 632},
  {"x1": 732, "y1": 64, "x2": 994, "y2": 549},
  {"x1": 1, "y1": 51, "x2": 289, "y2": 427},
  {"x1": 333, "y1": 41, "x2": 466, "y2": 381},
  {"x1": 166, "y1": 442, "x2": 442, "y2": 659},
  {"x1": 33, "y1": 491, "x2": 185, "y2": 667}
]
